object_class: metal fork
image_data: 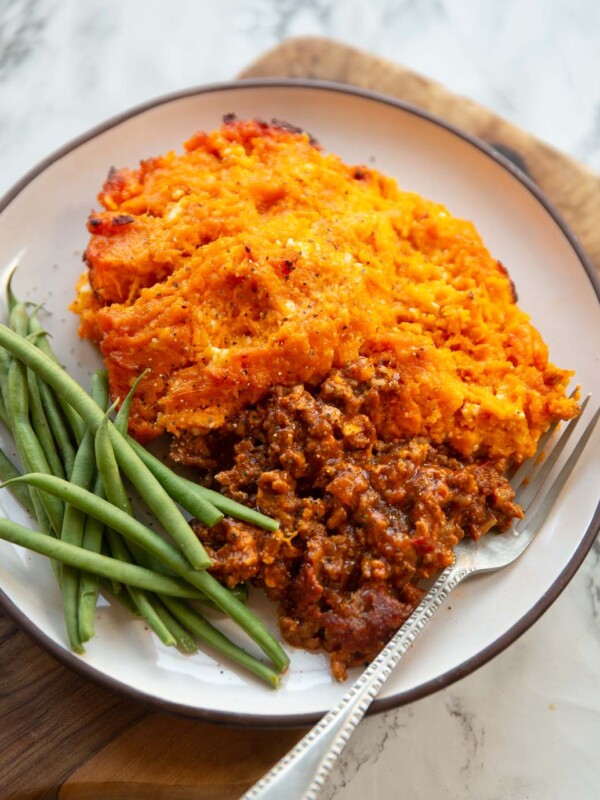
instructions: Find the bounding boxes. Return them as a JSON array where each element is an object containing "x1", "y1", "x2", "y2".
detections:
[{"x1": 243, "y1": 398, "x2": 600, "y2": 800}]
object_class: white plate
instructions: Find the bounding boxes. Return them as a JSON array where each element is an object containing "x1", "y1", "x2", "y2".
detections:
[{"x1": 0, "y1": 80, "x2": 599, "y2": 726}]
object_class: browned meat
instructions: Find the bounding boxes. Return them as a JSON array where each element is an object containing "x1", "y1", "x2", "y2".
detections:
[{"x1": 184, "y1": 362, "x2": 522, "y2": 680}]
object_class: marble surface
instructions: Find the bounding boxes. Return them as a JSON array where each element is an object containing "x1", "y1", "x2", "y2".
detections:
[{"x1": 1, "y1": 1, "x2": 599, "y2": 798}]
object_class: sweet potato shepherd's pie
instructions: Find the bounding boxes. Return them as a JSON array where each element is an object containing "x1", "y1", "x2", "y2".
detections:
[{"x1": 72, "y1": 117, "x2": 577, "y2": 679}]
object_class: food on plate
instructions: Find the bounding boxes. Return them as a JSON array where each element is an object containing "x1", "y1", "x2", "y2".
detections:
[
  {"x1": 0, "y1": 293, "x2": 286, "y2": 687},
  {"x1": 72, "y1": 117, "x2": 578, "y2": 678},
  {"x1": 192, "y1": 377, "x2": 521, "y2": 680}
]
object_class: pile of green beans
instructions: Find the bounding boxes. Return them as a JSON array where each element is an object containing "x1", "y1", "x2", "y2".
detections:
[{"x1": 0, "y1": 283, "x2": 287, "y2": 687}]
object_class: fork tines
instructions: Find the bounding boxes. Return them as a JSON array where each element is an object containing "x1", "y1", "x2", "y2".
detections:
[{"x1": 513, "y1": 398, "x2": 599, "y2": 535}]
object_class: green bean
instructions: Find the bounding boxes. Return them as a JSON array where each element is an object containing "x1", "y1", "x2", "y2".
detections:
[
  {"x1": 162, "y1": 598, "x2": 280, "y2": 688},
  {"x1": 110, "y1": 557, "x2": 176, "y2": 646},
  {"x1": 27, "y1": 312, "x2": 86, "y2": 443},
  {"x1": 5, "y1": 445, "x2": 54, "y2": 541},
  {"x1": 3, "y1": 295, "x2": 61, "y2": 549},
  {"x1": 195, "y1": 582, "x2": 248, "y2": 610},
  {"x1": 62, "y1": 425, "x2": 95, "y2": 518},
  {"x1": 0, "y1": 323, "x2": 216, "y2": 566},
  {"x1": 24, "y1": 324, "x2": 70, "y2": 484},
  {"x1": 128, "y1": 438, "x2": 279, "y2": 531},
  {"x1": 96, "y1": 419, "x2": 193, "y2": 647},
  {"x1": 96, "y1": 414, "x2": 177, "y2": 647},
  {"x1": 20, "y1": 309, "x2": 75, "y2": 477},
  {"x1": 24, "y1": 480, "x2": 61, "y2": 584},
  {"x1": 0, "y1": 348, "x2": 11, "y2": 415},
  {"x1": 112, "y1": 387, "x2": 233, "y2": 648},
  {"x1": 110, "y1": 378, "x2": 220, "y2": 647},
  {"x1": 0, "y1": 518, "x2": 209, "y2": 598},
  {"x1": 0, "y1": 445, "x2": 58, "y2": 575},
  {"x1": 1, "y1": 271, "x2": 17, "y2": 414},
  {"x1": 60, "y1": 571, "x2": 84, "y2": 651},
  {"x1": 91, "y1": 370, "x2": 110, "y2": 415},
  {"x1": 3, "y1": 473, "x2": 289, "y2": 672},
  {"x1": 0, "y1": 327, "x2": 287, "y2": 668},
  {"x1": 0, "y1": 447, "x2": 35, "y2": 515},
  {"x1": 137, "y1": 468, "x2": 276, "y2": 556},
  {"x1": 9, "y1": 298, "x2": 28, "y2": 338},
  {"x1": 1, "y1": 433, "x2": 57, "y2": 566},
  {"x1": 7, "y1": 360, "x2": 64, "y2": 535},
  {"x1": 36, "y1": 380, "x2": 76, "y2": 477},
  {"x1": 113, "y1": 372, "x2": 227, "y2": 528},
  {"x1": 6, "y1": 474, "x2": 188, "y2": 572},
  {"x1": 0, "y1": 393, "x2": 8, "y2": 428},
  {"x1": 96, "y1": 413, "x2": 130, "y2": 515},
  {"x1": 26, "y1": 368, "x2": 65, "y2": 480},
  {"x1": 111, "y1": 379, "x2": 173, "y2": 576},
  {"x1": 59, "y1": 418, "x2": 97, "y2": 653},
  {"x1": 100, "y1": 535, "x2": 123, "y2": 596},
  {"x1": 78, "y1": 479, "x2": 107, "y2": 642},
  {"x1": 151, "y1": 599, "x2": 198, "y2": 655},
  {"x1": 99, "y1": 579, "x2": 141, "y2": 616},
  {"x1": 113, "y1": 371, "x2": 146, "y2": 435},
  {"x1": 0, "y1": 351, "x2": 10, "y2": 403},
  {"x1": 77, "y1": 372, "x2": 110, "y2": 642},
  {"x1": 5, "y1": 268, "x2": 18, "y2": 313}
]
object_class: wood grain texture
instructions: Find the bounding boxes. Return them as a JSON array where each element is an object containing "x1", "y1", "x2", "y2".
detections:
[
  {"x1": 2, "y1": 36, "x2": 599, "y2": 800},
  {"x1": 241, "y1": 36, "x2": 600, "y2": 273},
  {"x1": 58, "y1": 716, "x2": 304, "y2": 800},
  {"x1": 0, "y1": 610, "x2": 148, "y2": 800}
]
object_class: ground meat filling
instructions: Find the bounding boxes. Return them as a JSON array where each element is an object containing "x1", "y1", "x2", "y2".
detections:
[{"x1": 183, "y1": 365, "x2": 522, "y2": 681}]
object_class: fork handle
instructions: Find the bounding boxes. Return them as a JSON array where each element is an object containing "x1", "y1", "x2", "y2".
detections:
[{"x1": 242, "y1": 562, "x2": 473, "y2": 800}]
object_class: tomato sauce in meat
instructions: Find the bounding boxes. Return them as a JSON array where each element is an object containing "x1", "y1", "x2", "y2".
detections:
[{"x1": 180, "y1": 360, "x2": 522, "y2": 680}]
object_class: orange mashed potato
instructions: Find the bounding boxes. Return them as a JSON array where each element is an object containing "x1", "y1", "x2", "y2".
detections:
[{"x1": 72, "y1": 117, "x2": 577, "y2": 461}]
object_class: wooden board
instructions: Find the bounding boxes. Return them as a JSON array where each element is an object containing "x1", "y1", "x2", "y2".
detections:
[{"x1": 1, "y1": 36, "x2": 599, "y2": 800}]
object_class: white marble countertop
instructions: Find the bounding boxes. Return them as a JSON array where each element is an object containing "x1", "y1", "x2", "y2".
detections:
[{"x1": 1, "y1": 1, "x2": 599, "y2": 798}]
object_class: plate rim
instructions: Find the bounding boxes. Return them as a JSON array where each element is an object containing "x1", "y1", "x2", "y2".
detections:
[{"x1": 0, "y1": 77, "x2": 599, "y2": 729}]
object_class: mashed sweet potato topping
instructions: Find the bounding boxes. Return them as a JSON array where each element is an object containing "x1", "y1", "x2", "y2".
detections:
[{"x1": 72, "y1": 117, "x2": 577, "y2": 463}]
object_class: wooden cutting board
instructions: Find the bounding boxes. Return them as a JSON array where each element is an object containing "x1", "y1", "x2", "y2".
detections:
[{"x1": 2, "y1": 36, "x2": 599, "y2": 800}]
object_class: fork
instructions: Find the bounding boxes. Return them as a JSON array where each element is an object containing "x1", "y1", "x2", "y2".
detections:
[{"x1": 243, "y1": 398, "x2": 600, "y2": 800}]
